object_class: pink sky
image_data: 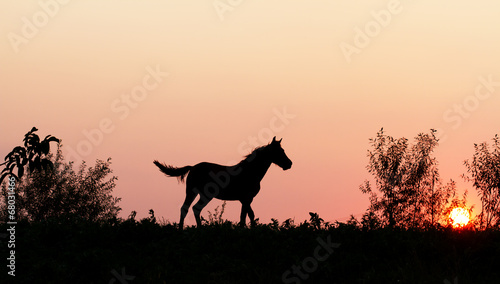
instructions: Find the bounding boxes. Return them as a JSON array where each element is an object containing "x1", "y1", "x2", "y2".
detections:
[{"x1": 1, "y1": 1, "x2": 500, "y2": 225}]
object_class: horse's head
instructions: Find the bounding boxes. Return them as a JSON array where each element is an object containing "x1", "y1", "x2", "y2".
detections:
[{"x1": 268, "y1": 137, "x2": 292, "y2": 170}]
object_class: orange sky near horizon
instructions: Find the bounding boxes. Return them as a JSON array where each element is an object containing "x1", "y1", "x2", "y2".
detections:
[{"x1": 1, "y1": 1, "x2": 500, "y2": 225}]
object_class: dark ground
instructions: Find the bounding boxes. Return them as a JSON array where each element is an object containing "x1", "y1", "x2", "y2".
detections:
[{"x1": 1, "y1": 218, "x2": 499, "y2": 284}]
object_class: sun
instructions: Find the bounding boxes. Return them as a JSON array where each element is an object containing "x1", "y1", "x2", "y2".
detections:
[{"x1": 449, "y1": 207, "x2": 470, "y2": 228}]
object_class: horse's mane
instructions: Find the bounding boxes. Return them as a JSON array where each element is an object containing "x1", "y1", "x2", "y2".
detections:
[{"x1": 240, "y1": 143, "x2": 270, "y2": 164}]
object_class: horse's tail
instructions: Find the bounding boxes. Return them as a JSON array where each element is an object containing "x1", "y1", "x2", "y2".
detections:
[{"x1": 153, "y1": 160, "x2": 192, "y2": 183}]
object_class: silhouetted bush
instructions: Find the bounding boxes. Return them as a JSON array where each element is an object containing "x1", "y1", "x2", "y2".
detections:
[{"x1": 0, "y1": 145, "x2": 121, "y2": 222}]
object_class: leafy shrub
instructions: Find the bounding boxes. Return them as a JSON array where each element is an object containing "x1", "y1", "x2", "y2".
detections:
[{"x1": 0, "y1": 145, "x2": 121, "y2": 222}]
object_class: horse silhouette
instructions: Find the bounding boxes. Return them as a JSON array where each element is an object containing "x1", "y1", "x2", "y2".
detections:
[{"x1": 154, "y1": 137, "x2": 292, "y2": 228}]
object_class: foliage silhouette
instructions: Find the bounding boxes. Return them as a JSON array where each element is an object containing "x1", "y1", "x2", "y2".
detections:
[
  {"x1": 0, "y1": 127, "x2": 59, "y2": 183},
  {"x1": 154, "y1": 136, "x2": 292, "y2": 228},
  {"x1": 309, "y1": 211, "x2": 325, "y2": 230},
  {"x1": 464, "y1": 134, "x2": 500, "y2": 229},
  {"x1": 360, "y1": 128, "x2": 460, "y2": 229},
  {"x1": 0, "y1": 144, "x2": 121, "y2": 222},
  {"x1": 2, "y1": 215, "x2": 499, "y2": 283},
  {"x1": 201, "y1": 201, "x2": 227, "y2": 226}
]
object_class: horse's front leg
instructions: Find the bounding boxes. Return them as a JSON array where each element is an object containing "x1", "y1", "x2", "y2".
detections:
[{"x1": 247, "y1": 204, "x2": 256, "y2": 227}]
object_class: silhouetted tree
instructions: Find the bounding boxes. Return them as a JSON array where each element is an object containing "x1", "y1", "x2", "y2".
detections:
[
  {"x1": 360, "y1": 210, "x2": 382, "y2": 230},
  {"x1": 360, "y1": 128, "x2": 456, "y2": 229},
  {"x1": 0, "y1": 127, "x2": 59, "y2": 183},
  {"x1": 464, "y1": 135, "x2": 500, "y2": 229},
  {"x1": 0, "y1": 129, "x2": 121, "y2": 222},
  {"x1": 360, "y1": 128, "x2": 408, "y2": 228}
]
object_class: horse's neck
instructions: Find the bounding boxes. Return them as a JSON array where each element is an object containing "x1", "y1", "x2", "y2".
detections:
[{"x1": 245, "y1": 153, "x2": 272, "y2": 182}]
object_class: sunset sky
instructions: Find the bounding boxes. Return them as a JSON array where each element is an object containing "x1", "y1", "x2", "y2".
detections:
[{"x1": 2, "y1": 1, "x2": 499, "y2": 225}]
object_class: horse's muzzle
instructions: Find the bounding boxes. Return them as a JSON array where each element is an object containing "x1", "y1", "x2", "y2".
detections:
[{"x1": 282, "y1": 162, "x2": 292, "y2": 170}]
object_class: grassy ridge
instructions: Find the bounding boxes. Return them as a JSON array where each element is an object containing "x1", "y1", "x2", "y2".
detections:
[{"x1": 1, "y1": 219, "x2": 500, "y2": 283}]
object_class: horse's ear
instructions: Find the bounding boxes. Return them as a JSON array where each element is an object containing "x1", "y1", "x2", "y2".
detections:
[{"x1": 272, "y1": 136, "x2": 277, "y2": 142}]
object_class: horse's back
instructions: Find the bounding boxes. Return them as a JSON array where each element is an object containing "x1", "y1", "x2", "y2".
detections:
[
  {"x1": 191, "y1": 162, "x2": 227, "y2": 172},
  {"x1": 186, "y1": 162, "x2": 228, "y2": 183}
]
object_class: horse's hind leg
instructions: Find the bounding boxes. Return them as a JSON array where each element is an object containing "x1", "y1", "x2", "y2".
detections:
[
  {"x1": 192, "y1": 194, "x2": 212, "y2": 227},
  {"x1": 240, "y1": 199, "x2": 255, "y2": 227},
  {"x1": 179, "y1": 186, "x2": 198, "y2": 229},
  {"x1": 239, "y1": 206, "x2": 248, "y2": 227}
]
